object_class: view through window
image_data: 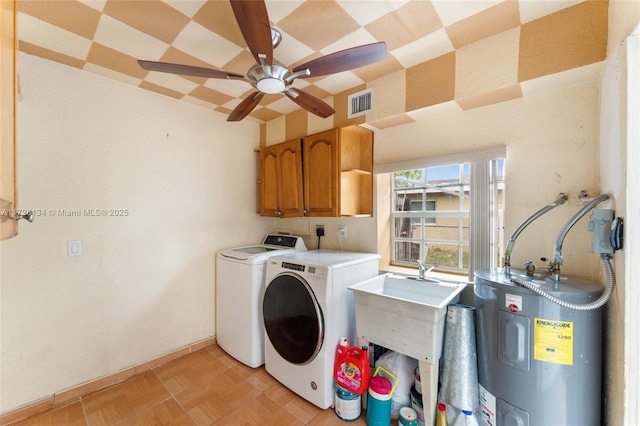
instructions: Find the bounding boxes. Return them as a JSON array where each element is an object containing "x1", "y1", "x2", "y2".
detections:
[{"x1": 392, "y1": 160, "x2": 505, "y2": 273}]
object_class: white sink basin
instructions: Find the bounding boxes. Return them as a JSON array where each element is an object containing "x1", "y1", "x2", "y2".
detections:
[{"x1": 349, "y1": 273, "x2": 467, "y2": 363}]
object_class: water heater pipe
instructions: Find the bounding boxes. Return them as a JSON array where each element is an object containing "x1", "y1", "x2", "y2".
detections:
[
  {"x1": 503, "y1": 193, "x2": 567, "y2": 274},
  {"x1": 513, "y1": 253, "x2": 614, "y2": 311},
  {"x1": 551, "y1": 193, "x2": 610, "y2": 279}
]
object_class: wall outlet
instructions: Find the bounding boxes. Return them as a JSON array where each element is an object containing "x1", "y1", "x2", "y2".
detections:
[
  {"x1": 339, "y1": 225, "x2": 347, "y2": 239},
  {"x1": 316, "y1": 225, "x2": 325, "y2": 237}
]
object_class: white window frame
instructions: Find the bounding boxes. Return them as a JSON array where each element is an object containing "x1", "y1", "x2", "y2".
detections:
[{"x1": 378, "y1": 148, "x2": 505, "y2": 280}]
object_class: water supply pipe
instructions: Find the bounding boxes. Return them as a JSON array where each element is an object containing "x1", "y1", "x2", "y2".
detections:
[
  {"x1": 551, "y1": 193, "x2": 610, "y2": 280},
  {"x1": 503, "y1": 193, "x2": 567, "y2": 274}
]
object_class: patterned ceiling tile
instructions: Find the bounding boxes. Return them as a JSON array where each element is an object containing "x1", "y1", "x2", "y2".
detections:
[
  {"x1": 102, "y1": 1, "x2": 189, "y2": 45},
  {"x1": 431, "y1": 0, "x2": 503, "y2": 27},
  {"x1": 19, "y1": 40, "x2": 86, "y2": 70},
  {"x1": 264, "y1": 0, "x2": 304, "y2": 24},
  {"x1": 188, "y1": 85, "x2": 235, "y2": 106},
  {"x1": 16, "y1": 0, "x2": 610, "y2": 124},
  {"x1": 320, "y1": 27, "x2": 379, "y2": 56},
  {"x1": 455, "y1": 27, "x2": 520, "y2": 99},
  {"x1": 518, "y1": 0, "x2": 585, "y2": 24},
  {"x1": 94, "y1": 14, "x2": 168, "y2": 60},
  {"x1": 518, "y1": 0, "x2": 608, "y2": 82},
  {"x1": 337, "y1": 1, "x2": 409, "y2": 26},
  {"x1": 445, "y1": 0, "x2": 520, "y2": 49},
  {"x1": 277, "y1": 0, "x2": 360, "y2": 51},
  {"x1": 86, "y1": 42, "x2": 147, "y2": 79},
  {"x1": 84, "y1": 61, "x2": 143, "y2": 86},
  {"x1": 19, "y1": 0, "x2": 100, "y2": 40},
  {"x1": 203, "y1": 78, "x2": 252, "y2": 99},
  {"x1": 162, "y1": 0, "x2": 207, "y2": 19},
  {"x1": 144, "y1": 68, "x2": 200, "y2": 95},
  {"x1": 270, "y1": 28, "x2": 315, "y2": 68},
  {"x1": 18, "y1": 12, "x2": 93, "y2": 60},
  {"x1": 171, "y1": 21, "x2": 242, "y2": 67},
  {"x1": 139, "y1": 80, "x2": 184, "y2": 100},
  {"x1": 405, "y1": 51, "x2": 456, "y2": 111},
  {"x1": 77, "y1": 1, "x2": 106, "y2": 13},
  {"x1": 350, "y1": 53, "x2": 404, "y2": 84},
  {"x1": 191, "y1": 0, "x2": 245, "y2": 48},
  {"x1": 312, "y1": 71, "x2": 364, "y2": 94},
  {"x1": 365, "y1": 0, "x2": 442, "y2": 51},
  {"x1": 455, "y1": 83, "x2": 523, "y2": 111},
  {"x1": 391, "y1": 28, "x2": 454, "y2": 68}
]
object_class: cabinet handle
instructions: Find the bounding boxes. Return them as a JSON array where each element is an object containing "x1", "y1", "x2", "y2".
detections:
[
  {"x1": 17, "y1": 211, "x2": 35, "y2": 222},
  {"x1": 0, "y1": 209, "x2": 35, "y2": 223}
]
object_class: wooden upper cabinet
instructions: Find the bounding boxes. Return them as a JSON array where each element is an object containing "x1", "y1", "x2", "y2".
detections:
[
  {"x1": 259, "y1": 125, "x2": 373, "y2": 218},
  {"x1": 303, "y1": 129, "x2": 339, "y2": 217},
  {"x1": 259, "y1": 139, "x2": 304, "y2": 218},
  {"x1": 1, "y1": 0, "x2": 17, "y2": 239},
  {"x1": 303, "y1": 125, "x2": 373, "y2": 217}
]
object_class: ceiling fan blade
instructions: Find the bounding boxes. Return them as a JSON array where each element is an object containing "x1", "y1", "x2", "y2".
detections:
[
  {"x1": 292, "y1": 42, "x2": 387, "y2": 78},
  {"x1": 138, "y1": 60, "x2": 244, "y2": 79},
  {"x1": 227, "y1": 92, "x2": 264, "y2": 122},
  {"x1": 285, "y1": 89, "x2": 335, "y2": 119},
  {"x1": 230, "y1": 0, "x2": 273, "y2": 65}
]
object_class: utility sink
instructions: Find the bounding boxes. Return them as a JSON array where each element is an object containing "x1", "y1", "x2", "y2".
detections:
[{"x1": 348, "y1": 273, "x2": 467, "y2": 363}]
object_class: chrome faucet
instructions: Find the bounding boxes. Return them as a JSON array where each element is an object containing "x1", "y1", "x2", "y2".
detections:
[{"x1": 417, "y1": 260, "x2": 436, "y2": 280}]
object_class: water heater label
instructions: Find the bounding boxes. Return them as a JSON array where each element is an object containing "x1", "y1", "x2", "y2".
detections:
[
  {"x1": 478, "y1": 384, "x2": 496, "y2": 426},
  {"x1": 533, "y1": 318, "x2": 573, "y2": 365}
]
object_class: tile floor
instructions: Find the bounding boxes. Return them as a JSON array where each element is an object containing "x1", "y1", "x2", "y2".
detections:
[{"x1": 9, "y1": 344, "x2": 368, "y2": 425}]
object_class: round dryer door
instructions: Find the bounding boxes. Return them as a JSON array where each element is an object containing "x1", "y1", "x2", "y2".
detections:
[{"x1": 263, "y1": 273, "x2": 324, "y2": 364}]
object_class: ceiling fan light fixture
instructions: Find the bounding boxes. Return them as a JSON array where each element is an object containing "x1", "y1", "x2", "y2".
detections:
[{"x1": 257, "y1": 77, "x2": 285, "y2": 94}]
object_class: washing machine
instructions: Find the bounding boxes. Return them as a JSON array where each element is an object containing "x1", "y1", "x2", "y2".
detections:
[
  {"x1": 262, "y1": 250, "x2": 380, "y2": 409},
  {"x1": 216, "y1": 234, "x2": 307, "y2": 368}
]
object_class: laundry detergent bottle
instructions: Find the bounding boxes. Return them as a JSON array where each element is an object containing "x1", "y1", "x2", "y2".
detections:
[
  {"x1": 333, "y1": 339, "x2": 370, "y2": 421},
  {"x1": 334, "y1": 341, "x2": 370, "y2": 394}
]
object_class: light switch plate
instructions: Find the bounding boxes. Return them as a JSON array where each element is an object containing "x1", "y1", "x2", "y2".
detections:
[{"x1": 68, "y1": 240, "x2": 82, "y2": 256}]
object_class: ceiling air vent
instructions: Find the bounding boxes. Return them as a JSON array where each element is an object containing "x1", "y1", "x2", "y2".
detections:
[{"x1": 348, "y1": 88, "x2": 374, "y2": 119}]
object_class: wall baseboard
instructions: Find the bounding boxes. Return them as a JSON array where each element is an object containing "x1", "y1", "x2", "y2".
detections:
[{"x1": 0, "y1": 336, "x2": 217, "y2": 425}]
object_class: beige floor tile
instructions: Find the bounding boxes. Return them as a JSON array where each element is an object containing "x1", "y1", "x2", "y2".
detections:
[
  {"x1": 83, "y1": 371, "x2": 171, "y2": 426},
  {"x1": 264, "y1": 382, "x2": 323, "y2": 424},
  {"x1": 230, "y1": 364, "x2": 279, "y2": 392},
  {"x1": 4, "y1": 344, "x2": 353, "y2": 426},
  {"x1": 175, "y1": 368, "x2": 262, "y2": 425},
  {"x1": 116, "y1": 398, "x2": 195, "y2": 426},
  {"x1": 210, "y1": 393, "x2": 303, "y2": 426},
  {"x1": 153, "y1": 349, "x2": 230, "y2": 395},
  {"x1": 8, "y1": 401, "x2": 86, "y2": 426}
]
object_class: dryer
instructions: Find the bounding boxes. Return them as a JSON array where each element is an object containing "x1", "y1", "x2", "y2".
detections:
[
  {"x1": 262, "y1": 250, "x2": 380, "y2": 409},
  {"x1": 216, "y1": 234, "x2": 307, "y2": 368}
]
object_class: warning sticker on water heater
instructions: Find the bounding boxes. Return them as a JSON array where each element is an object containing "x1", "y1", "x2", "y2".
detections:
[{"x1": 533, "y1": 318, "x2": 573, "y2": 365}]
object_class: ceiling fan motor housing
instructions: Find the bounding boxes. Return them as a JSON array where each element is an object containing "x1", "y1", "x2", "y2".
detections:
[{"x1": 248, "y1": 61, "x2": 291, "y2": 94}]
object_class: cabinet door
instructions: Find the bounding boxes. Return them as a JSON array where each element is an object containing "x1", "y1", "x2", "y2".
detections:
[
  {"x1": 1, "y1": 0, "x2": 17, "y2": 239},
  {"x1": 260, "y1": 145, "x2": 279, "y2": 217},
  {"x1": 276, "y1": 139, "x2": 303, "y2": 218},
  {"x1": 303, "y1": 129, "x2": 339, "y2": 217},
  {"x1": 259, "y1": 139, "x2": 303, "y2": 218}
]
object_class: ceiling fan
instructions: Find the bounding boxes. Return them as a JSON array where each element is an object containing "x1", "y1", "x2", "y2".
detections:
[{"x1": 137, "y1": 0, "x2": 387, "y2": 122}]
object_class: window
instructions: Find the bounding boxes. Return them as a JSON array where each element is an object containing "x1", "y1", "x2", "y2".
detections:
[{"x1": 392, "y1": 159, "x2": 504, "y2": 275}]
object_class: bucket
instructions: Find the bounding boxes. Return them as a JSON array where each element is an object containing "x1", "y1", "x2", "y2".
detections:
[
  {"x1": 399, "y1": 406, "x2": 419, "y2": 426},
  {"x1": 334, "y1": 384, "x2": 361, "y2": 421},
  {"x1": 366, "y1": 376, "x2": 393, "y2": 426},
  {"x1": 410, "y1": 385, "x2": 425, "y2": 426}
]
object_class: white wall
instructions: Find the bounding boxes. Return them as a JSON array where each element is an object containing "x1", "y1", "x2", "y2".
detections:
[
  {"x1": 0, "y1": 53, "x2": 273, "y2": 412},
  {"x1": 371, "y1": 80, "x2": 602, "y2": 281},
  {"x1": 599, "y1": 1, "x2": 640, "y2": 423}
]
